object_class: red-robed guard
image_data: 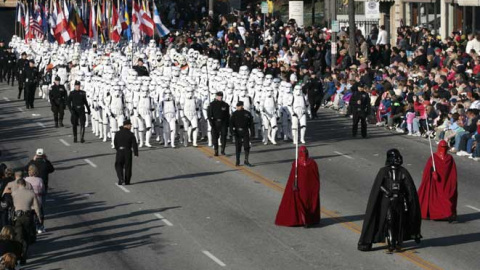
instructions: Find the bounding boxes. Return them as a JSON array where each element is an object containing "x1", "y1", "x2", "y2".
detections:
[
  {"x1": 275, "y1": 146, "x2": 320, "y2": 227},
  {"x1": 418, "y1": 140, "x2": 458, "y2": 221}
]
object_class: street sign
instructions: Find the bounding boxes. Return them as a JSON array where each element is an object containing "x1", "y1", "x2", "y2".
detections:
[
  {"x1": 261, "y1": 1, "x2": 269, "y2": 14},
  {"x1": 365, "y1": 0, "x2": 380, "y2": 19},
  {"x1": 331, "y1": 42, "x2": 337, "y2": 55},
  {"x1": 289, "y1": 1, "x2": 304, "y2": 27},
  {"x1": 331, "y1": 20, "x2": 340, "y2": 32}
]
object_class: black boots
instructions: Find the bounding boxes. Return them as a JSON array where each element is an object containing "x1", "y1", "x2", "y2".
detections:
[
  {"x1": 214, "y1": 149, "x2": 219, "y2": 156},
  {"x1": 235, "y1": 152, "x2": 241, "y2": 166},
  {"x1": 244, "y1": 150, "x2": 253, "y2": 167},
  {"x1": 73, "y1": 126, "x2": 78, "y2": 143},
  {"x1": 80, "y1": 126, "x2": 86, "y2": 143},
  {"x1": 54, "y1": 121, "x2": 59, "y2": 128},
  {"x1": 221, "y1": 146, "x2": 226, "y2": 156}
]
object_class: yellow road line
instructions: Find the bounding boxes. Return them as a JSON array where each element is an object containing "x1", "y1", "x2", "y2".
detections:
[{"x1": 197, "y1": 146, "x2": 443, "y2": 270}]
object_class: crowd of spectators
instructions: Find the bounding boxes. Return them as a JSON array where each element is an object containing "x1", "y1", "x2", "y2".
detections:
[
  {"x1": 150, "y1": 2, "x2": 480, "y2": 163},
  {"x1": 0, "y1": 149, "x2": 54, "y2": 268}
]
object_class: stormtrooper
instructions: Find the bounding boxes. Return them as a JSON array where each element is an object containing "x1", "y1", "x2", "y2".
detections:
[
  {"x1": 290, "y1": 85, "x2": 311, "y2": 144},
  {"x1": 260, "y1": 86, "x2": 278, "y2": 145},
  {"x1": 159, "y1": 89, "x2": 178, "y2": 148},
  {"x1": 136, "y1": 84, "x2": 155, "y2": 148},
  {"x1": 179, "y1": 86, "x2": 201, "y2": 147},
  {"x1": 108, "y1": 83, "x2": 126, "y2": 148},
  {"x1": 280, "y1": 82, "x2": 294, "y2": 141}
]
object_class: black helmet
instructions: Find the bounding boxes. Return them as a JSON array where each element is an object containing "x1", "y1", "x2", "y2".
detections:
[{"x1": 386, "y1": 149, "x2": 403, "y2": 166}]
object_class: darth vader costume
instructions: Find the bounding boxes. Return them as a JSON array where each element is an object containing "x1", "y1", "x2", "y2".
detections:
[{"x1": 358, "y1": 149, "x2": 422, "y2": 251}]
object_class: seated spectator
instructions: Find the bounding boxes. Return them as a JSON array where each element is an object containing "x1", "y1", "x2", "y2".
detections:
[
  {"x1": 0, "y1": 226, "x2": 22, "y2": 260},
  {"x1": 455, "y1": 109, "x2": 480, "y2": 156},
  {"x1": 0, "y1": 253, "x2": 16, "y2": 270}
]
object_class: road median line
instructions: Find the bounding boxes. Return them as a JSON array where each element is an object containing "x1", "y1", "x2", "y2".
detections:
[{"x1": 197, "y1": 146, "x2": 443, "y2": 270}]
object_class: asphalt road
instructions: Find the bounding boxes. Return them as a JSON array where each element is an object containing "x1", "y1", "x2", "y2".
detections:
[{"x1": 1, "y1": 82, "x2": 480, "y2": 270}]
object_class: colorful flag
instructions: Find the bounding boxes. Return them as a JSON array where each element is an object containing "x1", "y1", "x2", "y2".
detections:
[
  {"x1": 123, "y1": 0, "x2": 131, "y2": 40},
  {"x1": 110, "y1": 4, "x2": 122, "y2": 42},
  {"x1": 29, "y1": 15, "x2": 45, "y2": 40},
  {"x1": 153, "y1": 2, "x2": 169, "y2": 37},
  {"x1": 54, "y1": 1, "x2": 71, "y2": 44},
  {"x1": 68, "y1": 4, "x2": 86, "y2": 42},
  {"x1": 89, "y1": 1, "x2": 97, "y2": 40}
]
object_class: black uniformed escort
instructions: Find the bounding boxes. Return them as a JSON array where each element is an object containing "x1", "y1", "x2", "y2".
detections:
[
  {"x1": 49, "y1": 76, "x2": 67, "y2": 128},
  {"x1": 133, "y1": 58, "x2": 149, "y2": 77},
  {"x1": 67, "y1": 81, "x2": 91, "y2": 143},
  {"x1": 0, "y1": 40, "x2": 5, "y2": 82},
  {"x1": 5, "y1": 47, "x2": 16, "y2": 86},
  {"x1": 114, "y1": 120, "x2": 139, "y2": 185},
  {"x1": 208, "y1": 92, "x2": 230, "y2": 156},
  {"x1": 24, "y1": 60, "x2": 39, "y2": 109},
  {"x1": 230, "y1": 101, "x2": 255, "y2": 166},
  {"x1": 16, "y1": 53, "x2": 29, "y2": 100},
  {"x1": 348, "y1": 84, "x2": 371, "y2": 138}
]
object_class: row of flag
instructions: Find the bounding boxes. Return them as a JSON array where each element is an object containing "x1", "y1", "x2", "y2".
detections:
[{"x1": 15, "y1": 0, "x2": 170, "y2": 44}]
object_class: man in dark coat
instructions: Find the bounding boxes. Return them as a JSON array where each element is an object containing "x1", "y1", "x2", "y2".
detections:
[
  {"x1": 208, "y1": 92, "x2": 230, "y2": 156},
  {"x1": 49, "y1": 76, "x2": 68, "y2": 127},
  {"x1": 24, "y1": 148, "x2": 55, "y2": 192},
  {"x1": 16, "y1": 52, "x2": 29, "y2": 100},
  {"x1": 24, "y1": 60, "x2": 39, "y2": 109},
  {"x1": 358, "y1": 149, "x2": 422, "y2": 252},
  {"x1": 230, "y1": 101, "x2": 255, "y2": 166},
  {"x1": 114, "y1": 120, "x2": 139, "y2": 185}
]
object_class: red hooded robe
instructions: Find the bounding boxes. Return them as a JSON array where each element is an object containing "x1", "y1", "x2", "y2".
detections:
[
  {"x1": 275, "y1": 146, "x2": 320, "y2": 226},
  {"x1": 418, "y1": 140, "x2": 458, "y2": 220}
]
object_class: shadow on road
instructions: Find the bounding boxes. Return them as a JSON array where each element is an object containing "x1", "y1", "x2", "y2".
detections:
[{"x1": 25, "y1": 189, "x2": 177, "y2": 269}]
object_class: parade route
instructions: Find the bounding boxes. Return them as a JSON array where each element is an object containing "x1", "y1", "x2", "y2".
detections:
[{"x1": 1, "y1": 82, "x2": 480, "y2": 270}]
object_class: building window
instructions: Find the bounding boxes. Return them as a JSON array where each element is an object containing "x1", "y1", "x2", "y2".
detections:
[{"x1": 336, "y1": 1, "x2": 365, "y2": 15}]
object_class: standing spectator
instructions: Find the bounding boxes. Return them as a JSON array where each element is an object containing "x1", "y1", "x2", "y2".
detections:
[
  {"x1": 0, "y1": 253, "x2": 17, "y2": 270},
  {"x1": 24, "y1": 165, "x2": 45, "y2": 234},
  {"x1": 376, "y1": 25, "x2": 388, "y2": 45},
  {"x1": 25, "y1": 149, "x2": 54, "y2": 192},
  {"x1": 11, "y1": 179, "x2": 41, "y2": 265},
  {"x1": 0, "y1": 226, "x2": 22, "y2": 259}
]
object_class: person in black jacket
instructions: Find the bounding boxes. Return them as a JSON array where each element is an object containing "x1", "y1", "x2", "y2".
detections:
[
  {"x1": 67, "y1": 81, "x2": 91, "y2": 143},
  {"x1": 358, "y1": 149, "x2": 421, "y2": 252},
  {"x1": 305, "y1": 69, "x2": 323, "y2": 119},
  {"x1": 0, "y1": 40, "x2": 5, "y2": 83},
  {"x1": 349, "y1": 84, "x2": 371, "y2": 138},
  {"x1": 230, "y1": 101, "x2": 255, "y2": 167},
  {"x1": 49, "y1": 76, "x2": 68, "y2": 128},
  {"x1": 16, "y1": 53, "x2": 28, "y2": 100},
  {"x1": 4, "y1": 47, "x2": 16, "y2": 86},
  {"x1": 114, "y1": 120, "x2": 139, "y2": 185},
  {"x1": 208, "y1": 92, "x2": 230, "y2": 156},
  {"x1": 24, "y1": 60, "x2": 39, "y2": 109},
  {"x1": 24, "y1": 149, "x2": 55, "y2": 192},
  {"x1": 133, "y1": 59, "x2": 149, "y2": 77}
]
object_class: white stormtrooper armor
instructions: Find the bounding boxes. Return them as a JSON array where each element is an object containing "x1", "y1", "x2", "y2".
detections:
[
  {"x1": 291, "y1": 85, "x2": 310, "y2": 144},
  {"x1": 280, "y1": 82, "x2": 294, "y2": 141},
  {"x1": 180, "y1": 87, "x2": 201, "y2": 147},
  {"x1": 261, "y1": 87, "x2": 278, "y2": 145},
  {"x1": 136, "y1": 84, "x2": 154, "y2": 147},
  {"x1": 159, "y1": 89, "x2": 177, "y2": 148},
  {"x1": 109, "y1": 84, "x2": 126, "y2": 148}
]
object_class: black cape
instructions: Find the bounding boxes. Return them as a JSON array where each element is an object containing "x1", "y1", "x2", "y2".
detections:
[{"x1": 358, "y1": 166, "x2": 422, "y2": 250}]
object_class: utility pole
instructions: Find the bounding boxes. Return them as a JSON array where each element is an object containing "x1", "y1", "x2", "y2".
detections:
[
  {"x1": 209, "y1": 0, "x2": 214, "y2": 16},
  {"x1": 348, "y1": 0, "x2": 356, "y2": 60},
  {"x1": 311, "y1": 0, "x2": 316, "y2": 26},
  {"x1": 331, "y1": 0, "x2": 337, "y2": 70}
]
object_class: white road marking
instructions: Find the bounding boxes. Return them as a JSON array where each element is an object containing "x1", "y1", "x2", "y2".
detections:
[
  {"x1": 17, "y1": 107, "x2": 23, "y2": 112},
  {"x1": 3, "y1": 97, "x2": 10, "y2": 101},
  {"x1": 116, "y1": 184, "x2": 131, "y2": 193},
  {"x1": 154, "y1": 213, "x2": 173, "y2": 226},
  {"x1": 466, "y1": 205, "x2": 480, "y2": 212},
  {"x1": 59, "y1": 139, "x2": 70, "y2": 146},
  {"x1": 202, "y1": 251, "x2": 226, "y2": 267},
  {"x1": 32, "y1": 113, "x2": 41, "y2": 116},
  {"x1": 334, "y1": 151, "x2": 354, "y2": 160},
  {"x1": 36, "y1": 122, "x2": 46, "y2": 128},
  {"x1": 84, "y1": 159, "x2": 98, "y2": 168}
]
